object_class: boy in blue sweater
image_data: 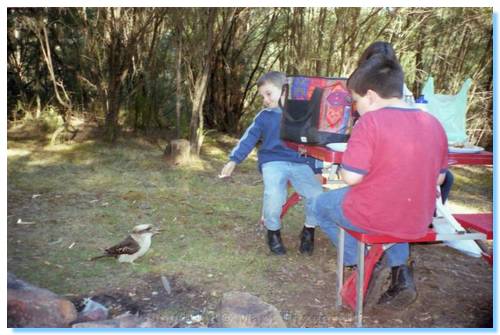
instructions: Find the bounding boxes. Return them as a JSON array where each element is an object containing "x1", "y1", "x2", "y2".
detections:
[{"x1": 219, "y1": 71, "x2": 323, "y2": 255}]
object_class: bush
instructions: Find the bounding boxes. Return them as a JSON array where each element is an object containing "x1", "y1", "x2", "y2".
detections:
[{"x1": 38, "y1": 106, "x2": 64, "y2": 132}]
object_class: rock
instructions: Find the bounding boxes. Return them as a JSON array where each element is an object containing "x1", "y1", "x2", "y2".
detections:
[
  {"x1": 73, "y1": 298, "x2": 108, "y2": 323},
  {"x1": 7, "y1": 272, "x2": 77, "y2": 327},
  {"x1": 71, "y1": 319, "x2": 120, "y2": 328},
  {"x1": 160, "y1": 275, "x2": 172, "y2": 295},
  {"x1": 216, "y1": 291, "x2": 286, "y2": 328},
  {"x1": 72, "y1": 312, "x2": 157, "y2": 328},
  {"x1": 138, "y1": 202, "x2": 151, "y2": 210}
]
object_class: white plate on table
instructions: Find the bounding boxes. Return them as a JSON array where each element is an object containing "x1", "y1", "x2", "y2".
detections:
[
  {"x1": 326, "y1": 142, "x2": 348, "y2": 152},
  {"x1": 448, "y1": 145, "x2": 484, "y2": 154}
]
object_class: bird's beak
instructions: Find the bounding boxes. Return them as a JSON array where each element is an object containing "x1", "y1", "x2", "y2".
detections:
[{"x1": 153, "y1": 228, "x2": 164, "y2": 236}]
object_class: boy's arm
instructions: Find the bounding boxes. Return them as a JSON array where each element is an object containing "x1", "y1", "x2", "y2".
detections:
[
  {"x1": 219, "y1": 113, "x2": 263, "y2": 178},
  {"x1": 228, "y1": 113, "x2": 263, "y2": 164},
  {"x1": 339, "y1": 115, "x2": 373, "y2": 185},
  {"x1": 340, "y1": 168, "x2": 364, "y2": 185}
]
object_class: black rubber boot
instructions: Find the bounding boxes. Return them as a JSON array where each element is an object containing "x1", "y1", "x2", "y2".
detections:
[
  {"x1": 299, "y1": 227, "x2": 315, "y2": 255},
  {"x1": 378, "y1": 264, "x2": 417, "y2": 308},
  {"x1": 364, "y1": 256, "x2": 391, "y2": 309},
  {"x1": 267, "y1": 229, "x2": 286, "y2": 255}
]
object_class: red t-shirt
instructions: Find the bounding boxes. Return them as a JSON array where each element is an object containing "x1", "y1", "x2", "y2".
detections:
[{"x1": 341, "y1": 107, "x2": 448, "y2": 239}]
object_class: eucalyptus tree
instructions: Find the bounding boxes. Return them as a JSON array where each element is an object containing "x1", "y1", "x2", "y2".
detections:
[{"x1": 174, "y1": 8, "x2": 239, "y2": 155}]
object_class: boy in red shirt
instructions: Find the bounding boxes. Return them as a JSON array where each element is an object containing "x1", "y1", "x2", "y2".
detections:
[{"x1": 313, "y1": 54, "x2": 448, "y2": 308}]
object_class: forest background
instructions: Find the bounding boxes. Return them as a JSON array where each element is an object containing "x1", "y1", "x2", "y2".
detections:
[{"x1": 7, "y1": 7, "x2": 493, "y2": 150}]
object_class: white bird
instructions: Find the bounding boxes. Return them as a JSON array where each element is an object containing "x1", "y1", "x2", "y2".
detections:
[{"x1": 90, "y1": 224, "x2": 162, "y2": 263}]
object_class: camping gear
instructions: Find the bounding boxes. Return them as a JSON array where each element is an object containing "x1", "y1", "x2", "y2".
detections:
[
  {"x1": 280, "y1": 76, "x2": 354, "y2": 146},
  {"x1": 421, "y1": 77, "x2": 472, "y2": 144}
]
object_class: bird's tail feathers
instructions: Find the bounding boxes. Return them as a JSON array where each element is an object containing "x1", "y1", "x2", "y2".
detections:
[{"x1": 89, "y1": 254, "x2": 111, "y2": 261}]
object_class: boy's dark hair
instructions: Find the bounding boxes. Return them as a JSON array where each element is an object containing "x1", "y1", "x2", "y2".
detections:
[
  {"x1": 358, "y1": 41, "x2": 398, "y2": 66},
  {"x1": 256, "y1": 71, "x2": 286, "y2": 88},
  {"x1": 347, "y1": 54, "x2": 404, "y2": 99}
]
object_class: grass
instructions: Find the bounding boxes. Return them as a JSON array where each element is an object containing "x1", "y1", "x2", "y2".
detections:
[
  {"x1": 7, "y1": 125, "x2": 288, "y2": 298},
  {"x1": 448, "y1": 165, "x2": 493, "y2": 213},
  {"x1": 7, "y1": 123, "x2": 493, "y2": 327}
]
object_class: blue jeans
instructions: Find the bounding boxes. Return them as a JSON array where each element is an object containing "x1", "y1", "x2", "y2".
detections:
[
  {"x1": 441, "y1": 170, "x2": 454, "y2": 204},
  {"x1": 261, "y1": 161, "x2": 323, "y2": 231},
  {"x1": 313, "y1": 187, "x2": 409, "y2": 267}
]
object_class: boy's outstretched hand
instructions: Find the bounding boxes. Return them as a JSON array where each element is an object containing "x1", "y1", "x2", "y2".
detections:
[{"x1": 219, "y1": 161, "x2": 236, "y2": 179}]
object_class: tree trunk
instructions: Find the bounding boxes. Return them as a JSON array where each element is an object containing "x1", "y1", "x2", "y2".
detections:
[
  {"x1": 29, "y1": 17, "x2": 72, "y2": 120},
  {"x1": 101, "y1": 8, "x2": 157, "y2": 142},
  {"x1": 235, "y1": 9, "x2": 278, "y2": 131},
  {"x1": 175, "y1": 30, "x2": 182, "y2": 139},
  {"x1": 103, "y1": 26, "x2": 124, "y2": 142},
  {"x1": 189, "y1": 8, "x2": 217, "y2": 156},
  {"x1": 315, "y1": 8, "x2": 327, "y2": 76},
  {"x1": 189, "y1": 78, "x2": 208, "y2": 156},
  {"x1": 104, "y1": 78, "x2": 121, "y2": 142},
  {"x1": 413, "y1": 26, "x2": 425, "y2": 96}
]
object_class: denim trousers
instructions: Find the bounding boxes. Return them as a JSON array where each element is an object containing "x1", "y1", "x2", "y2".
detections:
[
  {"x1": 441, "y1": 170, "x2": 454, "y2": 203},
  {"x1": 261, "y1": 161, "x2": 324, "y2": 231},
  {"x1": 313, "y1": 186, "x2": 409, "y2": 267}
]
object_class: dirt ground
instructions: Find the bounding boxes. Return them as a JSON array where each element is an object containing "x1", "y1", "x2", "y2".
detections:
[
  {"x1": 10, "y1": 245, "x2": 494, "y2": 330},
  {"x1": 66, "y1": 238, "x2": 494, "y2": 328},
  {"x1": 7, "y1": 125, "x2": 493, "y2": 329}
]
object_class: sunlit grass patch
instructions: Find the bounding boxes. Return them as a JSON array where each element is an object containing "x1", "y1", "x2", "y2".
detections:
[
  {"x1": 7, "y1": 148, "x2": 32, "y2": 157},
  {"x1": 447, "y1": 165, "x2": 493, "y2": 213}
]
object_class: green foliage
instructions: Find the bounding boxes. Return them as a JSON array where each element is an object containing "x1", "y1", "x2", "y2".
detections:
[
  {"x1": 7, "y1": 7, "x2": 493, "y2": 146},
  {"x1": 38, "y1": 106, "x2": 64, "y2": 132}
]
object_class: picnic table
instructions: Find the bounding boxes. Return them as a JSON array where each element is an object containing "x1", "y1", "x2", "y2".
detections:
[
  {"x1": 281, "y1": 141, "x2": 493, "y2": 220},
  {"x1": 283, "y1": 141, "x2": 493, "y2": 327},
  {"x1": 285, "y1": 141, "x2": 493, "y2": 166},
  {"x1": 284, "y1": 140, "x2": 493, "y2": 250}
]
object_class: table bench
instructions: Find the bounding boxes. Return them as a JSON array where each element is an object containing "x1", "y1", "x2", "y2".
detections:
[{"x1": 337, "y1": 212, "x2": 492, "y2": 327}]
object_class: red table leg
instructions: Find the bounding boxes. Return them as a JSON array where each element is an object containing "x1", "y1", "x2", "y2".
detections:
[{"x1": 280, "y1": 192, "x2": 302, "y2": 219}]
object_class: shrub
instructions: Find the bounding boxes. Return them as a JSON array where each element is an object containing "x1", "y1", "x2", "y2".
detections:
[{"x1": 38, "y1": 106, "x2": 64, "y2": 132}]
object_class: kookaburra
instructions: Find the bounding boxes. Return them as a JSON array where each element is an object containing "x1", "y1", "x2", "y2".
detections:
[{"x1": 90, "y1": 224, "x2": 162, "y2": 263}]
